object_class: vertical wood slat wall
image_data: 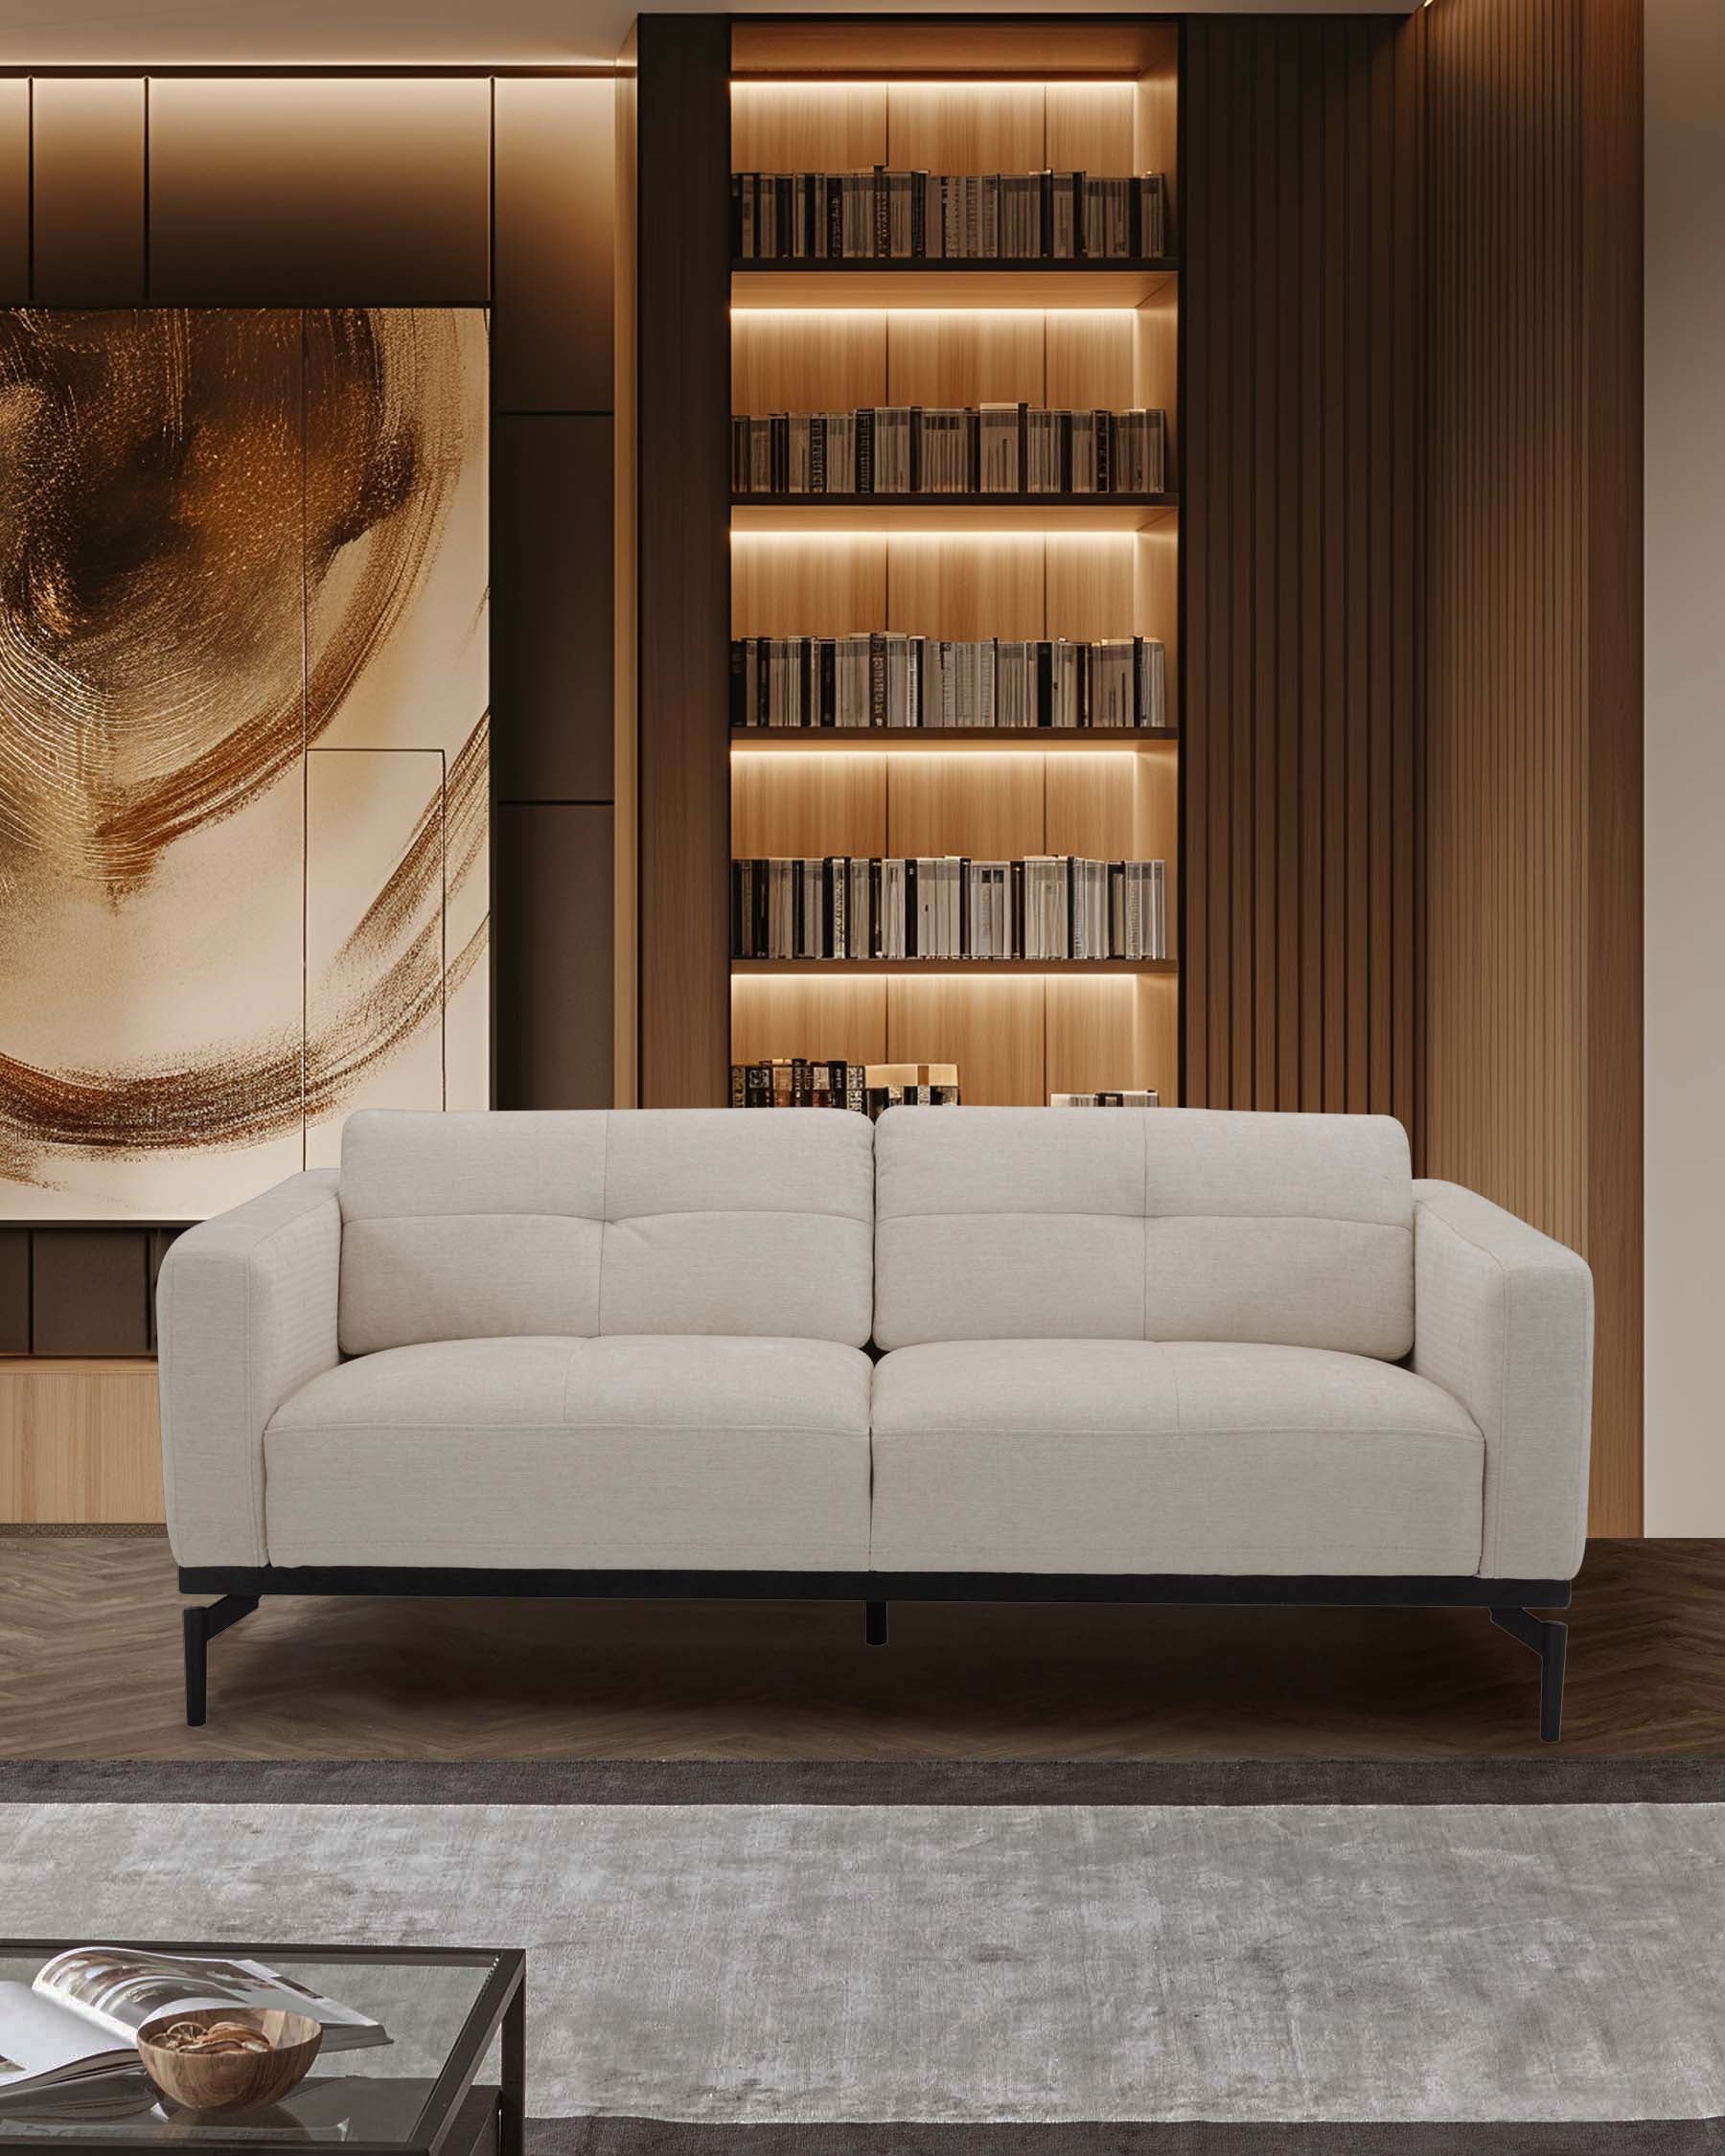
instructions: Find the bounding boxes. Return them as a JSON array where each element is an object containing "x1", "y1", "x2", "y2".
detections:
[
  {"x1": 1580, "y1": 0, "x2": 1644, "y2": 1539},
  {"x1": 1182, "y1": 16, "x2": 1423, "y2": 1135},
  {"x1": 1425, "y1": 0, "x2": 1644, "y2": 1535},
  {"x1": 0, "y1": 71, "x2": 619, "y2": 1518}
]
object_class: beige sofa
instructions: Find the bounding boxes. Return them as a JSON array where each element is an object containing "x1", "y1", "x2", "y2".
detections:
[{"x1": 160, "y1": 1106, "x2": 1593, "y2": 1733}]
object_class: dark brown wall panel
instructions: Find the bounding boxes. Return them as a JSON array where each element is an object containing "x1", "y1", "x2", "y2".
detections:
[
  {"x1": 31, "y1": 1230, "x2": 150, "y2": 1357},
  {"x1": 1184, "y1": 17, "x2": 1423, "y2": 1136},
  {"x1": 494, "y1": 805, "x2": 615, "y2": 1109},
  {"x1": 31, "y1": 79, "x2": 145, "y2": 304},
  {"x1": 1427, "y1": 0, "x2": 1644, "y2": 1534},
  {"x1": 147, "y1": 79, "x2": 489, "y2": 304},
  {"x1": 0, "y1": 1229, "x2": 28, "y2": 1355},
  {"x1": 634, "y1": 15, "x2": 731, "y2": 1108},
  {"x1": 0, "y1": 80, "x2": 27, "y2": 305},
  {"x1": 493, "y1": 416, "x2": 614, "y2": 804},
  {"x1": 146, "y1": 1228, "x2": 185, "y2": 1352},
  {"x1": 493, "y1": 77, "x2": 615, "y2": 413}
]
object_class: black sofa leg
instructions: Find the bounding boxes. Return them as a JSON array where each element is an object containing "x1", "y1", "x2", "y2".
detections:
[
  {"x1": 865, "y1": 1599, "x2": 888, "y2": 1648},
  {"x1": 1489, "y1": 1606, "x2": 1569, "y2": 1742},
  {"x1": 183, "y1": 1595, "x2": 260, "y2": 1727}
]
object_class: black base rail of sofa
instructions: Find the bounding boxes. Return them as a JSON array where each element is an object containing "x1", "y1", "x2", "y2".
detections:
[{"x1": 177, "y1": 1568, "x2": 1574, "y2": 1740}]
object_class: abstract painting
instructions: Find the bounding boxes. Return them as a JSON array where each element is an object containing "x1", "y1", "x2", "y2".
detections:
[{"x1": 0, "y1": 307, "x2": 488, "y2": 1220}]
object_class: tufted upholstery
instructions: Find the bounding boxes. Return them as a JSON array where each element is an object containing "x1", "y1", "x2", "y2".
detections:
[
  {"x1": 158, "y1": 1107, "x2": 1592, "y2": 1584},
  {"x1": 873, "y1": 1106, "x2": 1414, "y2": 1359},
  {"x1": 337, "y1": 1108, "x2": 876, "y2": 1354}
]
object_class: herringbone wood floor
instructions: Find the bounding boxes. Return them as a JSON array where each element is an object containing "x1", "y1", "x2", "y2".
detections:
[{"x1": 1, "y1": 1536, "x2": 1719, "y2": 1759}]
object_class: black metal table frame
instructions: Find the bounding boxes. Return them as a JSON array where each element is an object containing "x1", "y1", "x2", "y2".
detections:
[
  {"x1": 177, "y1": 1567, "x2": 1575, "y2": 1741},
  {"x1": 0, "y1": 1938, "x2": 525, "y2": 2156}
]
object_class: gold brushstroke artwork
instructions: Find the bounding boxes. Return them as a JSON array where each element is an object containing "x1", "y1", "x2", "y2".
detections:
[{"x1": 0, "y1": 308, "x2": 489, "y2": 1220}]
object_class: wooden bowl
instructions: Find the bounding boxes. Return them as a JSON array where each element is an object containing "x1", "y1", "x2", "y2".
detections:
[{"x1": 137, "y1": 2009, "x2": 322, "y2": 2114}]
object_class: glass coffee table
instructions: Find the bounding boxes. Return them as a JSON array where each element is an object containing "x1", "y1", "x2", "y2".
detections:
[{"x1": 0, "y1": 1941, "x2": 524, "y2": 2156}]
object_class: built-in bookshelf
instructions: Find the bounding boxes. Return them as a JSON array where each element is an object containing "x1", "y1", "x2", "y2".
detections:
[
  {"x1": 734, "y1": 960, "x2": 1179, "y2": 976},
  {"x1": 732, "y1": 730, "x2": 1177, "y2": 751},
  {"x1": 632, "y1": 14, "x2": 1182, "y2": 1108},
  {"x1": 720, "y1": 14, "x2": 1182, "y2": 1110}
]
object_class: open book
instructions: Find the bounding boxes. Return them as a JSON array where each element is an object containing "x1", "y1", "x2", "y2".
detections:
[{"x1": 0, "y1": 1948, "x2": 388, "y2": 2099}]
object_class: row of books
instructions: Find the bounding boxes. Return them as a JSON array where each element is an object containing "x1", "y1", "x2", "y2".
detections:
[
  {"x1": 732, "y1": 170, "x2": 1170, "y2": 262},
  {"x1": 728, "y1": 1062, "x2": 1161, "y2": 1113},
  {"x1": 731, "y1": 634, "x2": 1168, "y2": 732},
  {"x1": 730, "y1": 405, "x2": 1167, "y2": 496},
  {"x1": 731, "y1": 856, "x2": 1170, "y2": 962},
  {"x1": 727, "y1": 1064, "x2": 1162, "y2": 1113},
  {"x1": 731, "y1": 1060, "x2": 960, "y2": 1115}
]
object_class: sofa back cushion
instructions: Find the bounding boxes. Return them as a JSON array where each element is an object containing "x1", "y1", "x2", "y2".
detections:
[
  {"x1": 338, "y1": 1109, "x2": 875, "y2": 1353},
  {"x1": 873, "y1": 1106, "x2": 1414, "y2": 1358}
]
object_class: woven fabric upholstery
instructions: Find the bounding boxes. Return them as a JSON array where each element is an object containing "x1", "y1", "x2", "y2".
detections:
[
  {"x1": 265, "y1": 1333, "x2": 872, "y2": 1570},
  {"x1": 874, "y1": 1106, "x2": 1415, "y2": 1359},
  {"x1": 157, "y1": 1170, "x2": 341, "y2": 1567},
  {"x1": 870, "y1": 1339, "x2": 1484, "y2": 1574},
  {"x1": 156, "y1": 1112, "x2": 1594, "y2": 1587},
  {"x1": 1412, "y1": 1179, "x2": 1594, "y2": 1580},
  {"x1": 337, "y1": 1109, "x2": 876, "y2": 1353}
]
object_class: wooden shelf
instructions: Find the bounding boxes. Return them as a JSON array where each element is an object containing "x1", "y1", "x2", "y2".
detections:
[
  {"x1": 731, "y1": 727, "x2": 1178, "y2": 752},
  {"x1": 732, "y1": 494, "x2": 1177, "y2": 534},
  {"x1": 732, "y1": 959, "x2": 1177, "y2": 976},
  {"x1": 732, "y1": 263, "x2": 1177, "y2": 309},
  {"x1": 731, "y1": 19, "x2": 1176, "y2": 79}
]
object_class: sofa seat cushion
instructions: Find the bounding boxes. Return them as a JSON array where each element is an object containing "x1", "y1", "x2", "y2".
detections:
[
  {"x1": 869, "y1": 1341, "x2": 1484, "y2": 1575},
  {"x1": 264, "y1": 1334, "x2": 871, "y2": 1570}
]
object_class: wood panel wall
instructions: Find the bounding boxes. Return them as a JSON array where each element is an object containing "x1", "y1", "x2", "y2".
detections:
[
  {"x1": 1580, "y1": 0, "x2": 1645, "y2": 1537},
  {"x1": 0, "y1": 1362, "x2": 162, "y2": 1525},
  {"x1": 1182, "y1": 16, "x2": 1424, "y2": 1135},
  {"x1": 1425, "y1": 0, "x2": 1644, "y2": 1534}
]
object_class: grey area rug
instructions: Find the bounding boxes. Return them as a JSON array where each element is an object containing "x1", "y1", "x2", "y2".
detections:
[
  {"x1": 6, "y1": 1757, "x2": 1725, "y2": 1804},
  {"x1": 531, "y1": 2122, "x2": 1725, "y2": 2153},
  {"x1": 7, "y1": 1764, "x2": 1725, "y2": 2136}
]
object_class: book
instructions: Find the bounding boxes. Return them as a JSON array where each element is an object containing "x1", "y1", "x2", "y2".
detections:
[
  {"x1": 1021, "y1": 855, "x2": 1069, "y2": 959},
  {"x1": 731, "y1": 636, "x2": 1163, "y2": 732},
  {"x1": 0, "y1": 1948, "x2": 387, "y2": 2101},
  {"x1": 1050, "y1": 1089, "x2": 1162, "y2": 1107},
  {"x1": 978, "y1": 402, "x2": 1024, "y2": 493},
  {"x1": 865, "y1": 1062, "x2": 960, "y2": 1117},
  {"x1": 731, "y1": 855, "x2": 1169, "y2": 961},
  {"x1": 732, "y1": 405, "x2": 1164, "y2": 498},
  {"x1": 732, "y1": 168, "x2": 1170, "y2": 262},
  {"x1": 727, "y1": 1060, "x2": 959, "y2": 1118}
]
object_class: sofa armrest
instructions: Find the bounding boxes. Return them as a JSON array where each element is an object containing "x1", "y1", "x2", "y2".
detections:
[
  {"x1": 1412, "y1": 1179, "x2": 1594, "y2": 1582},
  {"x1": 156, "y1": 1170, "x2": 341, "y2": 1569}
]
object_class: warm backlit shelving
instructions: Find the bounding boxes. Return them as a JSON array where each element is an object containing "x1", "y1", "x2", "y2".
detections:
[
  {"x1": 734, "y1": 959, "x2": 1178, "y2": 977},
  {"x1": 731, "y1": 728, "x2": 1178, "y2": 752},
  {"x1": 724, "y1": 14, "x2": 1182, "y2": 1108},
  {"x1": 732, "y1": 266, "x2": 1177, "y2": 307},
  {"x1": 732, "y1": 499, "x2": 1177, "y2": 535},
  {"x1": 729, "y1": 16, "x2": 1174, "y2": 74},
  {"x1": 732, "y1": 504, "x2": 1175, "y2": 551}
]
